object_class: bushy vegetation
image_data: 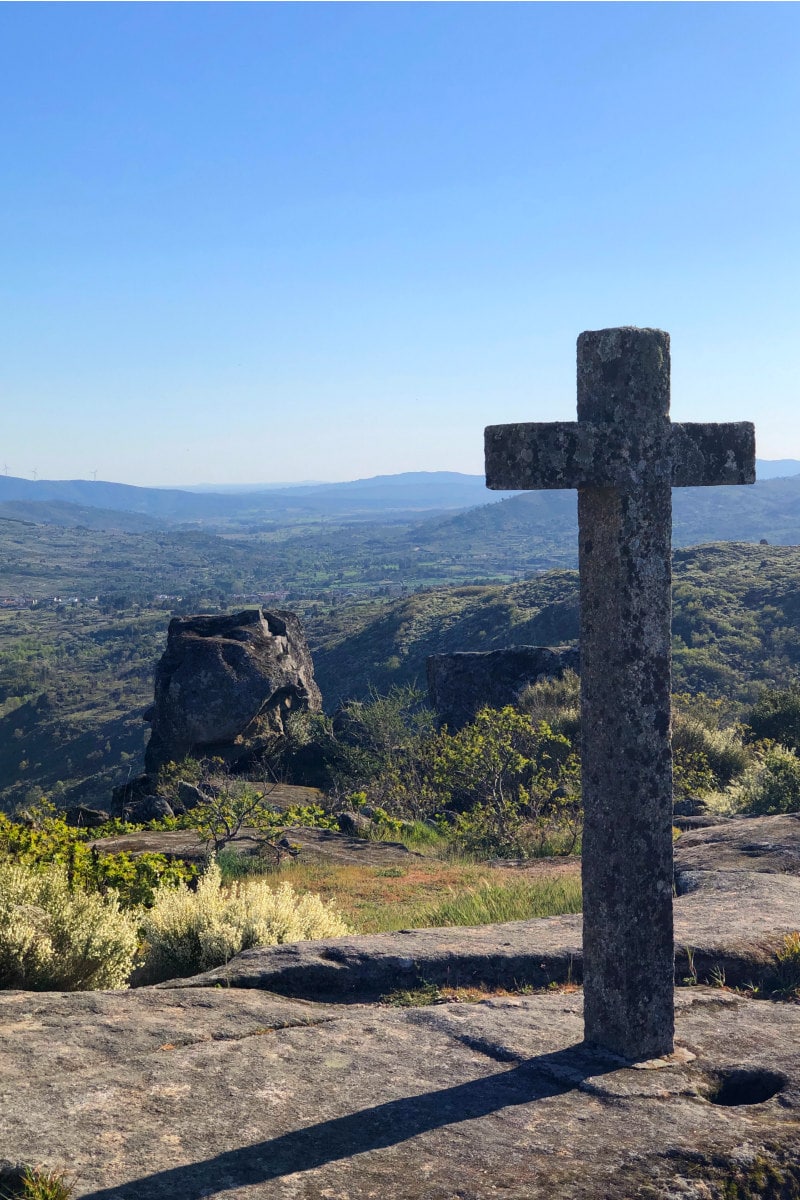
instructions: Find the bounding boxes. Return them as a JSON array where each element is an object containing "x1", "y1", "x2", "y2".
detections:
[
  {"x1": 294, "y1": 686, "x2": 582, "y2": 858},
  {"x1": 733, "y1": 745, "x2": 800, "y2": 816},
  {"x1": 298, "y1": 677, "x2": 800, "y2": 844},
  {"x1": 0, "y1": 860, "x2": 139, "y2": 990},
  {"x1": 0, "y1": 798, "x2": 352, "y2": 990},
  {"x1": 156, "y1": 758, "x2": 339, "y2": 854},
  {"x1": 0, "y1": 805, "x2": 197, "y2": 907},
  {"x1": 140, "y1": 859, "x2": 350, "y2": 982},
  {"x1": 746, "y1": 684, "x2": 800, "y2": 753},
  {"x1": 774, "y1": 931, "x2": 800, "y2": 998}
]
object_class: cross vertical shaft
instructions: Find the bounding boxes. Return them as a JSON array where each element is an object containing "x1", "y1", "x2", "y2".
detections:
[{"x1": 577, "y1": 329, "x2": 674, "y2": 1059}]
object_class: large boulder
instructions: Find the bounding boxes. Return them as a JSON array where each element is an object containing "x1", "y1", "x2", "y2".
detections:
[
  {"x1": 144, "y1": 608, "x2": 321, "y2": 774},
  {"x1": 426, "y1": 645, "x2": 579, "y2": 731}
]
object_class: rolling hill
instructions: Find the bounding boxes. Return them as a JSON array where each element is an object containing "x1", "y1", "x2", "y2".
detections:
[
  {"x1": 4, "y1": 542, "x2": 800, "y2": 812},
  {"x1": 0, "y1": 471, "x2": 516, "y2": 526},
  {"x1": 309, "y1": 543, "x2": 800, "y2": 707}
]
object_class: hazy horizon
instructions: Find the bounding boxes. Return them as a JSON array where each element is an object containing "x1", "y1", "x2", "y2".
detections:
[{"x1": 3, "y1": 459, "x2": 800, "y2": 495}]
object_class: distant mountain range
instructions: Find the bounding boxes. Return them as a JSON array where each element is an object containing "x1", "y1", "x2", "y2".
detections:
[
  {"x1": 0, "y1": 461, "x2": 797, "y2": 530},
  {"x1": 752, "y1": 459, "x2": 800, "y2": 480},
  {"x1": 0, "y1": 471, "x2": 516, "y2": 526}
]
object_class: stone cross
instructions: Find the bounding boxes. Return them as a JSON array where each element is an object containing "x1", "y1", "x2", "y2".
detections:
[{"x1": 485, "y1": 327, "x2": 755, "y2": 1060}]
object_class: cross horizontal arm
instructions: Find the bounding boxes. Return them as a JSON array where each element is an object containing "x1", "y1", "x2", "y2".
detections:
[
  {"x1": 671, "y1": 422, "x2": 755, "y2": 487},
  {"x1": 485, "y1": 422, "x2": 603, "y2": 490},
  {"x1": 485, "y1": 420, "x2": 756, "y2": 491}
]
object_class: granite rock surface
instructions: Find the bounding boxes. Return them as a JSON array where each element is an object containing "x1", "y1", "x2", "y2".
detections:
[
  {"x1": 1, "y1": 988, "x2": 798, "y2": 1199},
  {"x1": 426, "y1": 645, "x2": 579, "y2": 731},
  {"x1": 143, "y1": 608, "x2": 321, "y2": 774},
  {"x1": 2, "y1": 815, "x2": 799, "y2": 1198}
]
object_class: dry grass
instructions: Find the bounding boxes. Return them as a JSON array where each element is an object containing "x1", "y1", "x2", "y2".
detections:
[
  {"x1": 257, "y1": 856, "x2": 582, "y2": 934},
  {"x1": 382, "y1": 979, "x2": 582, "y2": 1007}
]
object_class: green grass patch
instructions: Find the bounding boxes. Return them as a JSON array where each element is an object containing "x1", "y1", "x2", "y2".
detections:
[
  {"x1": 0, "y1": 1166, "x2": 74, "y2": 1200},
  {"x1": 422, "y1": 876, "x2": 582, "y2": 928},
  {"x1": 215, "y1": 848, "x2": 283, "y2": 883},
  {"x1": 774, "y1": 931, "x2": 800, "y2": 998},
  {"x1": 367, "y1": 818, "x2": 451, "y2": 854},
  {"x1": 383, "y1": 981, "x2": 444, "y2": 1007}
]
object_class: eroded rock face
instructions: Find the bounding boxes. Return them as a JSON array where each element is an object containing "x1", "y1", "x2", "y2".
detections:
[
  {"x1": 426, "y1": 645, "x2": 579, "y2": 731},
  {"x1": 144, "y1": 609, "x2": 321, "y2": 774}
]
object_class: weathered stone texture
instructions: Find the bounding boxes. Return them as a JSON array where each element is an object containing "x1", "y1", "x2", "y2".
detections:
[
  {"x1": 575, "y1": 328, "x2": 676, "y2": 1060},
  {"x1": 144, "y1": 608, "x2": 321, "y2": 774},
  {"x1": 485, "y1": 326, "x2": 755, "y2": 1061},
  {"x1": 426, "y1": 645, "x2": 579, "y2": 731},
  {"x1": 1, "y1": 988, "x2": 798, "y2": 1199}
]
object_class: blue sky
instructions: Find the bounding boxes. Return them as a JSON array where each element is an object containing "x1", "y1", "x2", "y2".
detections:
[{"x1": 2, "y1": 2, "x2": 799, "y2": 485}]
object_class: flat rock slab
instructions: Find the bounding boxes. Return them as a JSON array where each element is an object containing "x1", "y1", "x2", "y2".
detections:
[
  {"x1": 276, "y1": 825, "x2": 421, "y2": 866},
  {"x1": 238, "y1": 782, "x2": 324, "y2": 810},
  {"x1": 89, "y1": 825, "x2": 418, "y2": 867},
  {"x1": 1, "y1": 987, "x2": 798, "y2": 1199},
  {"x1": 675, "y1": 813, "x2": 800, "y2": 874}
]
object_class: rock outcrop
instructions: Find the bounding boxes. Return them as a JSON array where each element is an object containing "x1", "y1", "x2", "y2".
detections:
[
  {"x1": 426, "y1": 645, "x2": 579, "y2": 730},
  {"x1": 143, "y1": 608, "x2": 321, "y2": 774},
  {"x1": 3, "y1": 816, "x2": 800, "y2": 1197}
]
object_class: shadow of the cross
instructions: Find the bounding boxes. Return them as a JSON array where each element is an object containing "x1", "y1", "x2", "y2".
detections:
[{"x1": 77, "y1": 1042, "x2": 621, "y2": 1199}]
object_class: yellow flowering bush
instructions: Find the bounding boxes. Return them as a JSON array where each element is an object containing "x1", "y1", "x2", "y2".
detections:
[
  {"x1": 141, "y1": 860, "x2": 350, "y2": 982},
  {"x1": 0, "y1": 861, "x2": 139, "y2": 990}
]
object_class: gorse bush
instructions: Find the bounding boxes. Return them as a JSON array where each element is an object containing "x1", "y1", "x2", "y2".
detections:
[
  {"x1": 140, "y1": 860, "x2": 350, "y2": 982},
  {"x1": 434, "y1": 708, "x2": 581, "y2": 857},
  {"x1": 672, "y1": 712, "x2": 750, "y2": 792},
  {"x1": 293, "y1": 686, "x2": 439, "y2": 816},
  {"x1": 310, "y1": 690, "x2": 583, "y2": 858},
  {"x1": 0, "y1": 861, "x2": 139, "y2": 990},
  {"x1": 0, "y1": 810, "x2": 197, "y2": 908},
  {"x1": 518, "y1": 669, "x2": 581, "y2": 740}
]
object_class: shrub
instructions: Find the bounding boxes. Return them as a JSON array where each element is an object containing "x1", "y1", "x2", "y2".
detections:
[
  {"x1": 0, "y1": 861, "x2": 139, "y2": 990},
  {"x1": 434, "y1": 708, "x2": 582, "y2": 857},
  {"x1": 141, "y1": 860, "x2": 350, "y2": 982},
  {"x1": 746, "y1": 685, "x2": 800, "y2": 752},
  {"x1": 672, "y1": 711, "x2": 750, "y2": 790},
  {"x1": 518, "y1": 669, "x2": 580, "y2": 739},
  {"x1": 0, "y1": 1164, "x2": 74, "y2": 1200},
  {"x1": 0, "y1": 812, "x2": 197, "y2": 908},
  {"x1": 299, "y1": 686, "x2": 436, "y2": 804},
  {"x1": 775, "y1": 931, "x2": 800, "y2": 997},
  {"x1": 738, "y1": 744, "x2": 800, "y2": 815}
]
